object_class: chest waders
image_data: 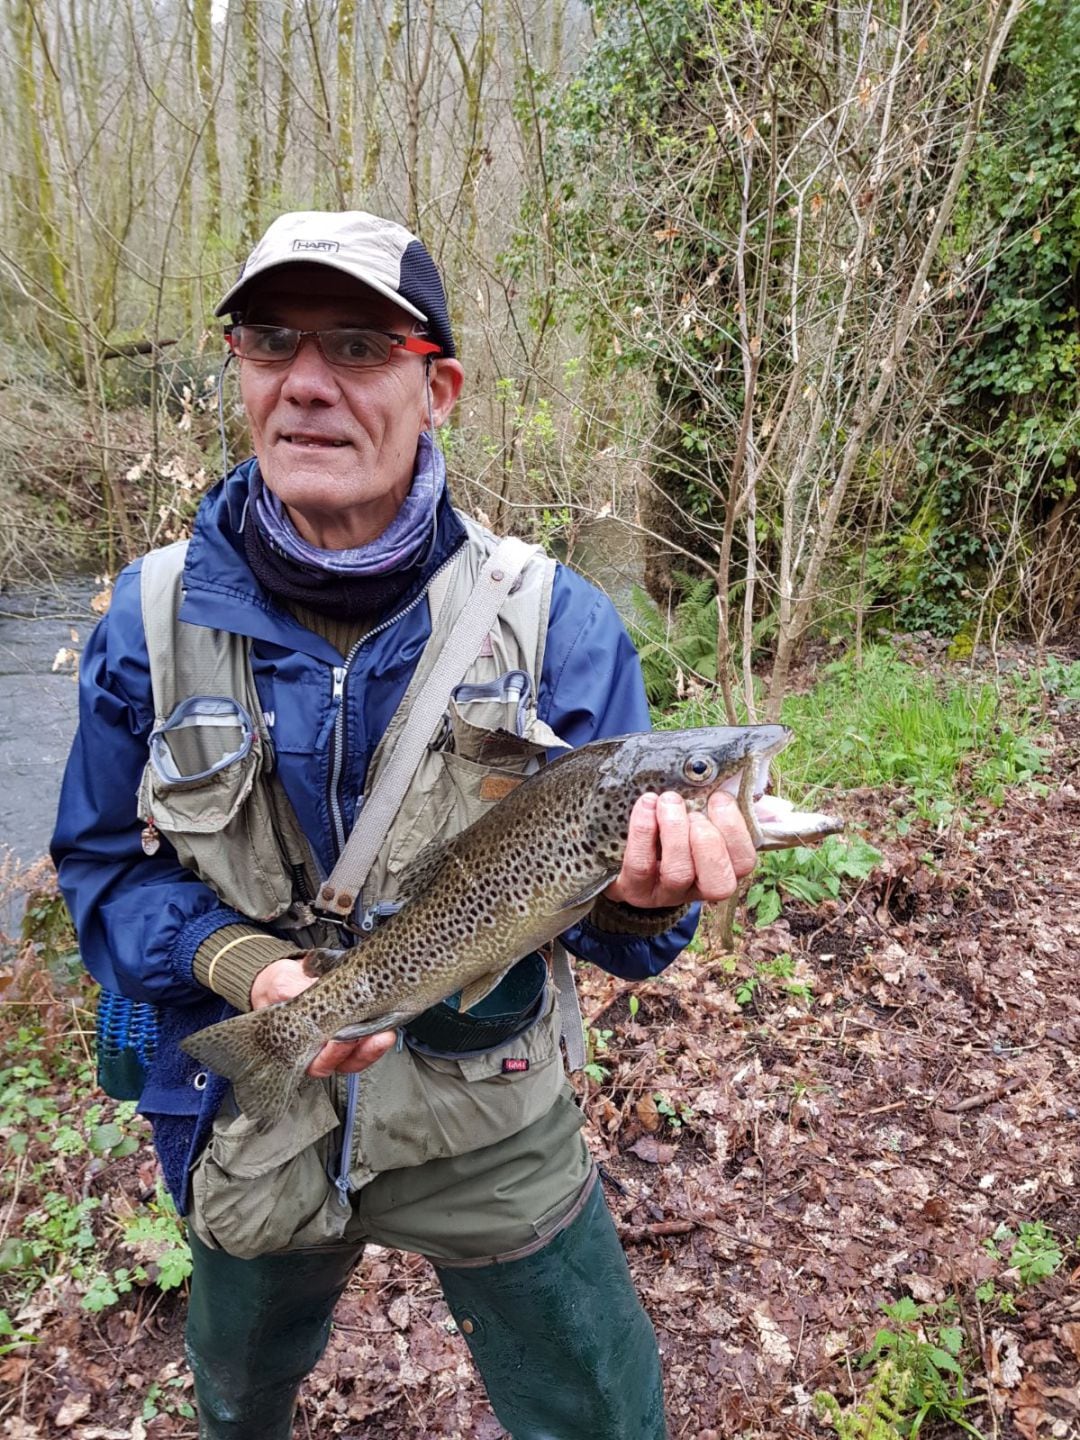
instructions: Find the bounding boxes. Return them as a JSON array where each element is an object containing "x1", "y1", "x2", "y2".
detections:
[{"x1": 139, "y1": 522, "x2": 666, "y2": 1440}]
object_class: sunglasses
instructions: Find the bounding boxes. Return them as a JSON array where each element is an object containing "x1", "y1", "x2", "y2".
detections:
[{"x1": 224, "y1": 324, "x2": 442, "y2": 369}]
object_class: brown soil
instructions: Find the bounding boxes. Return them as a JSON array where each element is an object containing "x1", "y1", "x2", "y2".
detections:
[{"x1": 2, "y1": 708, "x2": 1078, "y2": 1440}]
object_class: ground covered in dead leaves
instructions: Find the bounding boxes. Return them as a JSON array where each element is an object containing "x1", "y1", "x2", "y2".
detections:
[{"x1": 3, "y1": 705, "x2": 1078, "y2": 1440}]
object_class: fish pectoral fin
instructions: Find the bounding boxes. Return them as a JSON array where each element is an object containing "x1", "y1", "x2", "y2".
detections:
[
  {"x1": 458, "y1": 961, "x2": 520, "y2": 1015},
  {"x1": 300, "y1": 946, "x2": 352, "y2": 979},
  {"x1": 332, "y1": 1011, "x2": 415, "y2": 1042},
  {"x1": 556, "y1": 872, "x2": 616, "y2": 913}
]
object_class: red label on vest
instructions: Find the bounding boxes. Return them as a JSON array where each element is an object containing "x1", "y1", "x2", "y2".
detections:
[{"x1": 502, "y1": 1057, "x2": 529, "y2": 1073}]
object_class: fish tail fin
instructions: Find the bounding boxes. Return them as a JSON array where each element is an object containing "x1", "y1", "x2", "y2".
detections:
[{"x1": 180, "y1": 1009, "x2": 311, "y2": 1130}]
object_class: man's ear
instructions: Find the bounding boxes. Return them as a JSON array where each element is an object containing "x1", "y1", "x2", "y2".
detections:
[{"x1": 426, "y1": 358, "x2": 464, "y2": 427}]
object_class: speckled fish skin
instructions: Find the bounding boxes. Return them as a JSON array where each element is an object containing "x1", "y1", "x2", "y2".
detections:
[{"x1": 180, "y1": 724, "x2": 814, "y2": 1127}]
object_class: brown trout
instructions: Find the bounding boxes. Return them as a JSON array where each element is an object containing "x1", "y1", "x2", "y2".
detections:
[{"x1": 180, "y1": 725, "x2": 840, "y2": 1126}]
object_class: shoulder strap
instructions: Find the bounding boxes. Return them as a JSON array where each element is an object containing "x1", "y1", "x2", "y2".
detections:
[
  {"x1": 139, "y1": 540, "x2": 191, "y2": 721},
  {"x1": 318, "y1": 534, "x2": 536, "y2": 918}
]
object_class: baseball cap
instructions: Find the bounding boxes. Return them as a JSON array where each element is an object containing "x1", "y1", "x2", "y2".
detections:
[{"x1": 215, "y1": 210, "x2": 456, "y2": 357}]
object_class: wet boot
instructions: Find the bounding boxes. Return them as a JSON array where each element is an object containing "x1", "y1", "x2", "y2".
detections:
[
  {"x1": 185, "y1": 1229, "x2": 362, "y2": 1440},
  {"x1": 434, "y1": 1174, "x2": 666, "y2": 1440}
]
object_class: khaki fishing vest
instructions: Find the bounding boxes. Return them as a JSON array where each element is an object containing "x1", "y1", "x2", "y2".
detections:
[
  {"x1": 136, "y1": 513, "x2": 562, "y2": 937},
  {"x1": 140, "y1": 516, "x2": 595, "y2": 1256}
]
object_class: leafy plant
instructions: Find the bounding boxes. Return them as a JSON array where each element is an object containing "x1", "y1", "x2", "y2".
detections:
[
  {"x1": 974, "y1": 1280, "x2": 1018, "y2": 1316},
  {"x1": 815, "y1": 1359, "x2": 912, "y2": 1439},
  {"x1": 0, "y1": 1309, "x2": 38, "y2": 1355},
  {"x1": 123, "y1": 1190, "x2": 193, "y2": 1292},
  {"x1": 745, "y1": 836, "x2": 883, "y2": 928},
  {"x1": 19, "y1": 884, "x2": 78, "y2": 971},
  {"x1": 652, "y1": 1092, "x2": 693, "y2": 1131},
  {"x1": 629, "y1": 577, "x2": 719, "y2": 708},
  {"x1": 984, "y1": 1220, "x2": 1064, "y2": 1286},
  {"x1": 583, "y1": 1026, "x2": 614, "y2": 1083},
  {"x1": 142, "y1": 1375, "x2": 196, "y2": 1422},
  {"x1": 817, "y1": 1298, "x2": 986, "y2": 1438},
  {"x1": 0, "y1": 1009, "x2": 181, "y2": 1321},
  {"x1": 735, "y1": 953, "x2": 813, "y2": 1009}
]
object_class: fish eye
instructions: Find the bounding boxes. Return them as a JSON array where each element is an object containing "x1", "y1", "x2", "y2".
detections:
[{"x1": 683, "y1": 754, "x2": 718, "y2": 784}]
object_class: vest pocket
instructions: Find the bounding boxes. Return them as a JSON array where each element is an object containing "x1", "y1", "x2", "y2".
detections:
[
  {"x1": 188, "y1": 1081, "x2": 348, "y2": 1258},
  {"x1": 349, "y1": 991, "x2": 564, "y2": 1180},
  {"x1": 137, "y1": 695, "x2": 301, "y2": 922},
  {"x1": 381, "y1": 674, "x2": 553, "y2": 895}
]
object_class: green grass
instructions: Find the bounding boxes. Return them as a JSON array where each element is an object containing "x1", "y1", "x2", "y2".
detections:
[{"x1": 660, "y1": 646, "x2": 1075, "y2": 827}]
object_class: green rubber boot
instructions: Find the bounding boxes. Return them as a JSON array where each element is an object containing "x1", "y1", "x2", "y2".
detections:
[
  {"x1": 434, "y1": 1174, "x2": 667, "y2": 1440},
  {"x1": 185, "y1": 1229, "x2": 362, "y2": 1439}
]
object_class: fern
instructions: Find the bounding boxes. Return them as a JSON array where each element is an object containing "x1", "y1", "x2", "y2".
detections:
[
  {"x1": 627, "y1": 576, "x2": 718, "y2": 708},
  {"x1": 815, "y1": 1361, "x2": 912, "y2": 1439}
]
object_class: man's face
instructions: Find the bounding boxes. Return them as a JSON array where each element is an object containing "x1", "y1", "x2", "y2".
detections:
[{"x1": 237, "y1": 264, "x2": 463, "y2": 550}]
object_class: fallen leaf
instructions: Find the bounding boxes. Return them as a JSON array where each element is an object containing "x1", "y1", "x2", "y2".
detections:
[
  {"x1": 55, "y1": 1395, "x2": 91, "y2": 1430},
  {"x1": 0, "y1": 1356, "x2": 29, "y2": 1386},
  {"x1": 989, "y1": 1327, "x2": 1023, "y2": 1388},
  {"x1": 635, "y1": 1094, "x2": 662, "y2": 1133},
  {"x1": 629, "y1": 1136, "x2": 675, "y2": 1164},
  {"x1": 752, "y1": 1309, "x2": 794, "y2": 1369},
  {"x1": 900, "y1": 1273, "x2": 943, "y2": 1303},
  {"x1": 3, "y1": 1420, "x2": 42, "y2": 1439},
  {"x1": 1057, "y1": 1322, "x2": 1080, "y2": 1363},
  {"x1": 387, "y1": 1295, "x2": 410, "y2": 1330}
]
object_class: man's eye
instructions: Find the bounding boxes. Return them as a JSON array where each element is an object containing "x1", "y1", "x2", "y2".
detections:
[
  {"x1": 260, "y1": 329, "x2": 297, "y2": 354},
  {"x1": 339, "y1": 331, "x2": 378, "y2": 359}
]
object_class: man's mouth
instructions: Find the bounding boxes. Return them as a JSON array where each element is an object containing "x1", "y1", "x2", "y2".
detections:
[{"x1": 282, "y1": 434, "x2": 350, "y2": 448}]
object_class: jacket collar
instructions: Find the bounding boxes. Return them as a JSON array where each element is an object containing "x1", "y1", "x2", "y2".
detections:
[{"x1": 178, "y1": 456, "x2": 467, "y2": 660}]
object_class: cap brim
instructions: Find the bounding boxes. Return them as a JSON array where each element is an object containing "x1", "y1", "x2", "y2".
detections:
[{"x1": 214, "y1": 257, "x2": 429, "y2": 324}]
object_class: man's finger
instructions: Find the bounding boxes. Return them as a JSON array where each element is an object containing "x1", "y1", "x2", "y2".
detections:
[
  {"x1": 686, "y1": 808, "x2": 738, "y2": 901},
  {"x1": 706, "y1": 789, "x2": 758, "y2": 877},
  {"x1": 306, "y1": 1030, "x2": 396, "y2": 1078},
  {"x1": 655, "y1": 792, "x2": 696, "y2": 892},
  {"x1": 618, "y1": 792, "x2": 661, "y2": 882}
]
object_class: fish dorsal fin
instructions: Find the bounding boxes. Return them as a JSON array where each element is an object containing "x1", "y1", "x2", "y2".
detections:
[{"x1": 393, "y1": 834, "x2": 455, "y2": 905}]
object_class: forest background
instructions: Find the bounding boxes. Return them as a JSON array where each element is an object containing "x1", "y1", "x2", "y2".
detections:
[
  {"x1": 2, "y1": 5, "x2": 1080, "y2": 1437},
  {"x1": 1, "y1": 0, "x2": 1076, "y2": 718}
]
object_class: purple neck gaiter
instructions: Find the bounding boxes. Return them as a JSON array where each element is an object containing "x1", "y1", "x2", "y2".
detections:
[
  {"x1": 249, "y1": 430, "x2": 444, "y2": 575},
  {"x1": 241, "y1": 432, "x2": 446, "y2": 621}
]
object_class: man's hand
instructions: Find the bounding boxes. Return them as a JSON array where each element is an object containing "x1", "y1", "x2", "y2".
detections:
[
  {"x1": 604, "y1": 789, "x2": 757, "y2": 910},
  {"x1": 249, "y1": 958, "x2": 396, "y2": 1078}
]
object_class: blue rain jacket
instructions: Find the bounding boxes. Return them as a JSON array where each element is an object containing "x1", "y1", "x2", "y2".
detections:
[{"x1": 51, "y1": 459, "x2": 698, "y2": 1206}]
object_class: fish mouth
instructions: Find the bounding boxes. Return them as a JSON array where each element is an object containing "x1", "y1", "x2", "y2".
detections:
[
  {"x1": 709, "y1": 731, "x2": 844, "y2": 849},
  {"x1": 718, "y1": 750, "x2": 776, "y2": 805},
  {"x1": 716, "y1": 725, "x2": 791, "y2": 806}
]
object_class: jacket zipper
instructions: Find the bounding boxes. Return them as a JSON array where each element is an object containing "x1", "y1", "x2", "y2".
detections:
[
  {"x1": 334, "y1": 1072, "x2": 361, "y2": 1208},
  {"x1": 325, "y1": 551, "x2": 460, "y2": 1199},
  {"x1": 327, "y1": 665, "x2": 349, "y2": 854},
  {"x1": 324, "y1": 551, "x2": 459, "y2": 860}
]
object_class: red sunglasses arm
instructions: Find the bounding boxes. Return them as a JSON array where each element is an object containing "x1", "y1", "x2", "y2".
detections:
[{"x1": 399, "y1": 336, "x2": 443, "y2": 357}]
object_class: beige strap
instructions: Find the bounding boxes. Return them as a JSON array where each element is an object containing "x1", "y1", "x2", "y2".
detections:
[
  {"x1": 204, "y1": 933, "x2": 267, "y2": 993},
  {"x1": 319, "y1": 535, "x2": 537, "y2": 918}
]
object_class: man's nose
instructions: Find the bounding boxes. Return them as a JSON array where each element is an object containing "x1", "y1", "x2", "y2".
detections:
[{"x1": 280, "y1": 334, "x2": 340, "y2": 403}]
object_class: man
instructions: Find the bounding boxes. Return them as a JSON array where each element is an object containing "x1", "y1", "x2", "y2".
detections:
[{"x1": 52, "y1": 211, "x2": 757, "y2": 1439}]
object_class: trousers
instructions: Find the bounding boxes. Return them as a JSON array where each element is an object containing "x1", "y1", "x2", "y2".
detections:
[{"x1": 185, "y1": 1093, "x2": 666, "y2": 1439}]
